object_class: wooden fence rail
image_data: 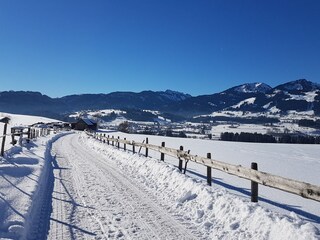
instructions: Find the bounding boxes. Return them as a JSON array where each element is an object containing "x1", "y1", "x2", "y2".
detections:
[
  {"x1": 0, "y1": 127, "x2": 52, "y2": 156},
  {"x1": 89, "y1": 132, "x2": 320, "y2": 203}
]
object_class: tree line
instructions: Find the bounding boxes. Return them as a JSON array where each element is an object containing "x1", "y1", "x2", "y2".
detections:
[
  {"x1": 298, "y1": 119, "x2": 320, "y2": 129},
  {"x1": 220, "y1": 132, "x2": 320, "y2": 144}
]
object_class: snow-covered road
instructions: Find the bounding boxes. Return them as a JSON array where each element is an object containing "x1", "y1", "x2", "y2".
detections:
[
  {"x1": 1, "y1": 131, "x2": 318, "y2": 239},
  {"x1": 48, "y1": 133, "x2": 198, "y2": 239}
]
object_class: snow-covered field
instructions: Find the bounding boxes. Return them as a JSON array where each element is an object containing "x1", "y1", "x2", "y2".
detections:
[
  {"x1": 100, "y1": 130, "x2": 320, "y2": 228},
  {"x1": 0, "y1": 112, "x2": 60, "y2": 152},
  {"x1": 0, "y1": 111, "x2": 319, "y2": 239},
  {"x1": 84, "y1": 134, "x2": 320, "y2": 239},
  {"x1": 209, "y1": 123, "x2": 319, "y2": 137}
]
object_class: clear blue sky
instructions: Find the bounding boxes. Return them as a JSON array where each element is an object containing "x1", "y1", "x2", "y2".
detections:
[{"x1": 0, "y1": 0, "x2": 320, "y2": 97}]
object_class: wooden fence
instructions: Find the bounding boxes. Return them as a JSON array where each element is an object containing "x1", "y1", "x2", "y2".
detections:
[
  {"x1": 0, "y1": 126, "x2": 52, "y2": 156},
  {"x1": 89, "y1": 132, "x2": 320, "y2": 203}
]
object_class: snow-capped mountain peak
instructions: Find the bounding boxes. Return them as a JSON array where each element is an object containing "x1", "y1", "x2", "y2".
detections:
[
  {"x1": 274, "y1": 79, "x2": 320, "y2": 92},
  {"x1": 229, "y1": 83, "x2": 272, "y2": 94}
]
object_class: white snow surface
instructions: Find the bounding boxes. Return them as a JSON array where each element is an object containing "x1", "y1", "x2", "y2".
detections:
[
  {"x1": 0, "y1": 112, "x2": 59, "y2": 127},
  {"x1": 231, "y1": 97, "x2": 256, "y2": 109},
  {"x1": 0, "y1": 127, "x2": 320, "y2": 239},
  {"x1": 0, "y1": 132, "x2": 68, "y2": 239},
  {"x1": 69, "y1": 109, "x2": 126, "y2": 118},
  {"x1": 143, "y1": 109, "x2": 160, "y2": 115},
  {"x1": 287, "y1": 91, "x2": 318, "y2": 102},
  {"x1": 233, "y1": 83, "x2": 271, "y2": 93},
  {"x1": 105, "y1": 131, "x2": 320, "y2": 227},
  {"x1": 83, "y1": 133, "x2": 320, "y2": 239}
]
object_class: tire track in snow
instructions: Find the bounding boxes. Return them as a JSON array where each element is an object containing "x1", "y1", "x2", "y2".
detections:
[
  {"x1": 47, "y1": 136, "x2": 99, "y2": 240},
  {"x1": 48, "y1": 133, "x2": 198, "y2": 239}
]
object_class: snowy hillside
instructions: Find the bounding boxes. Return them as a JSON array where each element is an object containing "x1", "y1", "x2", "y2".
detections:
[
  {"x1": 0, "y1": 112, "x2": 59, "y2": 127},
  {"x1": 1, "y1": 79, "x2": 320, "y2": 121},
  {"x1": 230, "y1": 82, "x2": 272, "y2": 93},
  {"x1": 275, "y1": 79, "x2": 320, "y2": 92}
]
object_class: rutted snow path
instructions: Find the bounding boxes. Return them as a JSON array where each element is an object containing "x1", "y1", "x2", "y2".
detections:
[{"x1": 47, "y1": 133, "x2": 197, "y2": 239}]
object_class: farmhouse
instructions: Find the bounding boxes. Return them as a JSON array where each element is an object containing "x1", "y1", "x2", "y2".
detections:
[{"x1": 72, "y1": 118, "x2": 97, "y2": 131}]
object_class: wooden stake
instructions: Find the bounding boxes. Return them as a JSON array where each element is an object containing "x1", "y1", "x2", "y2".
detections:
[
  {"x1": 251, "y1": 162, "x2": 258, "y2": 202},
  {"x1": 27, "y1": 128, "x2": 31, "y2": 139},
  {"x1": 183, "y1": 150, "x2": 190, "y2": 174},
  {"x1": 145, "y1": 138, "x2": 149, "y2": 157},
  {"x1": 178, "y1": 146, "x2": 183, "y2": 172},
  {"x1": 161, "y1": 142, "x2": 165, "y2": 161},
  {"x1": 207, "y1": 153, "x2": 212, "y2": 186},
  {"x1": 1, "y1": 123, "x2": 8, "y2": 156},
  {"x1": 133, "y1": 141, "x2": 135, "y2": 153}
]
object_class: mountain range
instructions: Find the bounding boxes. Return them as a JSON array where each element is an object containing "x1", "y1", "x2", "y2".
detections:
[{"x1": 1, "y1": 79, "x2": 320, "y2": 122}]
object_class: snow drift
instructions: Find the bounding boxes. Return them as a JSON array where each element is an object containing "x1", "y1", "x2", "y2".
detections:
[{"x1": 81, "y1": 133, "x2": 320, "y2": 239}]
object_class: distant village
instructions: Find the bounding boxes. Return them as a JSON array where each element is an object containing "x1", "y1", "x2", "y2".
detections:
[{"x1": 4, "y1": 114, "x2": 318, "y2": 145}]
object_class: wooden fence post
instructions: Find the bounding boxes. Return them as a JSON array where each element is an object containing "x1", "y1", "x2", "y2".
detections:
[
  {"x1": 107, "y1": 135, "x2": 109, "y2": 145},
  {"x1": 112, "y1": 136, "x2": 114, "y2": 146},
  {"x1": 117, "y1": 136, "x2": 120, "y2": 148},
  {"x1": 27, "y1": 128, "x2": 31, "y2": 139},
  {"x1": 11, "y1": 134, "x2": 16, "y2": 146},
  {"x1": 178, "y1": 146, "x2": 183, "y2": 172},
  {"x1": 133, "y1": 141, "x2": 135, "y2": 153},
  {"x1": 207, "y1": 153, "x2": 212, "y2": 186},
  {"x1": 138, "y1": 139, "x2": 145, "y2": 153},
  {"x1": 251, "y1": 162, "x2": 258, "y2": 202},
  {"x1": 145, "y1": 138, "x2": 148, "y2": 157},
  {"x1": 124, "y1": 138, "x2": 126, "y2": 151},
  {"x1": 1, "y1": 123, "x2": 8, "y2": 156},
  {"x1": 161, "y1": 142, "x2": 165, "y2": 161},
  {"x1": 183, "y1": 150, "x2": 190, "y2": 174}
]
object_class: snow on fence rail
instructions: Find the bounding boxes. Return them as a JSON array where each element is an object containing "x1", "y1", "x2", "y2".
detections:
[{"x1": 89, "y1": 132, "x2": 320, "y2": 203}]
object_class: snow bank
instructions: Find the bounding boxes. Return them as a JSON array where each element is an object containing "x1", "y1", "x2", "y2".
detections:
[
  {"x1": 0, "y1": 132, "x2": 68, "y2": 239},
  {"x1": 81, "y1": 134, "x2": 320, "y2": 239}
]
